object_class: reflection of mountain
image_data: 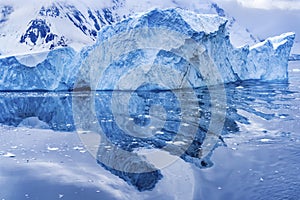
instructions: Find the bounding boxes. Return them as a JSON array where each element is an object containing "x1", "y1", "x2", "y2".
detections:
[{"x1": 0, "y1": 80, "x2": 293, "y2": 190}]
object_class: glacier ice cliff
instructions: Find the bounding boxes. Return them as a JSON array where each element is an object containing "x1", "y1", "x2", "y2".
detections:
[
  {"x1": 0, "y1": 48, "x2": 77, "y2": 91},
  {"x1": 0, "y1": 8, "x2": 295, "y2": 91}
]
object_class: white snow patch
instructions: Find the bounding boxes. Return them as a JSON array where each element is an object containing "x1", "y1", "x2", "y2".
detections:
[
  {"x1": 3, "y1": 152, "x2": 16, "y2": 158},
  {"x1": 250, "y1": 32, "x2": 295, "y2": 50},
  {"x1": 15, "y1": 51, "x2": 49, "y2": 67}
]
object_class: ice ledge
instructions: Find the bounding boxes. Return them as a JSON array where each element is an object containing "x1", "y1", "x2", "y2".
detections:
[
  {"x1": 250, "y1": 32, "x2": 295, "y2": 51},
  {"x1": 0, "y1": 8, "x2": 295, "y2": 91}
]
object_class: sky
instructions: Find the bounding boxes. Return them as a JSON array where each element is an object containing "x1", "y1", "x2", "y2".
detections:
[
  {"x1": 213, "y1": 0, "x2": 300, "y2": 54},
  {"x1": 215, "y1": 0, "x2": 300, "y2": 10}
]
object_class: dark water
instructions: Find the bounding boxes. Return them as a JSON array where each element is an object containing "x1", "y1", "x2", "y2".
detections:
[{"x1": 0, "y1": 61, "x2": 299, "y2": 200}]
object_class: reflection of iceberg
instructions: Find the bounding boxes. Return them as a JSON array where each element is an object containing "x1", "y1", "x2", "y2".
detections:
[
  {"x1": 18, "y1": 117, "x2": 50, "y2": 129},
  {"x1": 0, "y1": 93, "x2": 74, "y2": 131},
  {"x1": 97, "y1": 136, "x2": 163, "y2": 192},
  {"x1": 0, "y1": 8, "x2": 295, "y2": 91},
  {"x1": 0, "y1": 79, "x2": 293, "y2": 190}
]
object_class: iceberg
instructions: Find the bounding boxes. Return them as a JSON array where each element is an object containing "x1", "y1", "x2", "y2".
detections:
[
  {"x1": 0, "y1": 8, "x2": 295, "y2": 91},
  {"x1": 237, "y1": 32, "x2": 295, "y2": 81},
  {"x1": 75, "y1": 8, "x2": 295, "y2": 91}
]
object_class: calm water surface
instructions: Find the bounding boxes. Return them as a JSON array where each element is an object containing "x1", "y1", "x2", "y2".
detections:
[{"x1": 0, "y1": 61, "x2": 299, "y2": 200}]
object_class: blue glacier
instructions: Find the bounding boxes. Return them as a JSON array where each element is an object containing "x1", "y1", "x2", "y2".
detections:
[
  {"x1": 0, "y1": 48, "x2": 77, "y2": 91},
  {"x1": 0, "y1": 8, "x2": 295, "y2": 91}
]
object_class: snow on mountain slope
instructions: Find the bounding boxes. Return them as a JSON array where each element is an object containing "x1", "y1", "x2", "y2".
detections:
[
  {"x1": 0, "y1": 0, "x2": 126, "y2": 55},
  {"x1": 0, "y1": 0, "x2": 258, "y2": 56}
]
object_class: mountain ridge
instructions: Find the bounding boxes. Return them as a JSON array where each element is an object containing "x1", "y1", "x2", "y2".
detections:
[{"x1": 1, "y1": 0, "x2": 293, "y2": 58}]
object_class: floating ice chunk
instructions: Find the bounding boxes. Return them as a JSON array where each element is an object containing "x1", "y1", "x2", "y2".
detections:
[
  {"x1": 47, "y1": 147, "x2": 59, "y2": 151},
  {"x1": 260, "y1": 138, "x2": 272, "y2": 143},
  {"x1": 3, "y1": 152, "x2": 16, "y2": 158}
]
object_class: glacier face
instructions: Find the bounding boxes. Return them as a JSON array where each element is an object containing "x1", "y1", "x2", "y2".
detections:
[
  {"x1": 0, "y1": 47, "x2": 77, "y2": 91},
  {"x1": 0, "y1": 8, "x2": 293, "y2": 91},
  {"x1": 237, "y1": 32, "x2": 295, "y2": 81}
]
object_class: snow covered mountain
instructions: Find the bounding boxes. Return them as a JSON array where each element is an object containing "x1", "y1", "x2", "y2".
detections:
[
  {"x1": 0, "y1": 0, "x2": 122, "y2": 55},
  {"x1": 0, "y1": 0, "x2": 259, "y2": 56}
]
